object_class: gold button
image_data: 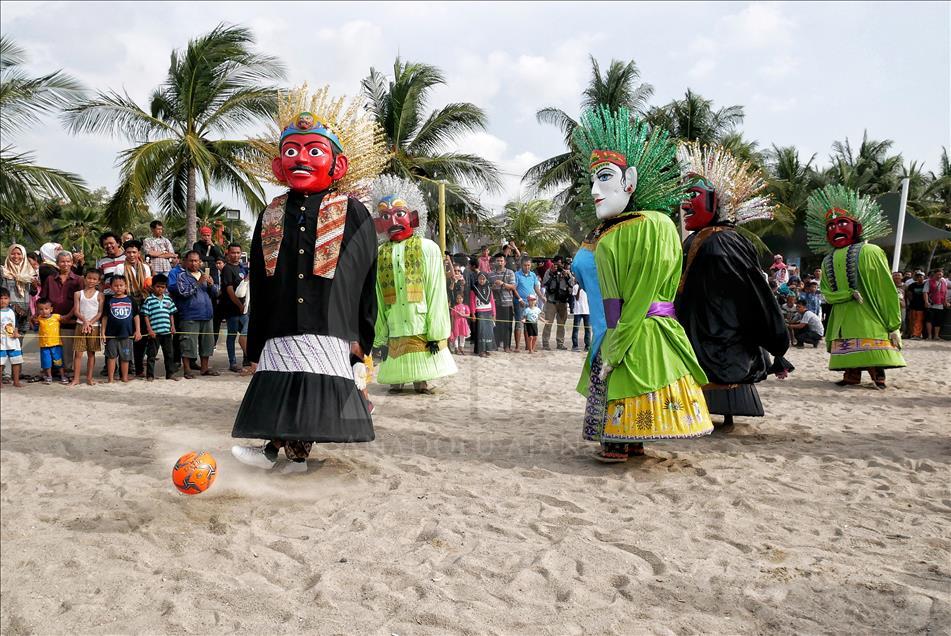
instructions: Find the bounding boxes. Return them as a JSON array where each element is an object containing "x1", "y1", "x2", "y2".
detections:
[
  {"x1": 298, "y1": 249, "x2": 304, "y2": 255},
  {"x1": 298, "y1": 297, "x2": 304, "y2": 304},
  {"x1": 298, "y1": 273, "x2": 304, "y2": 279}
]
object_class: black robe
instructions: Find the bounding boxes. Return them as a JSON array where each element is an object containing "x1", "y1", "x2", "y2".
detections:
[
  {"x1": 675, "y1": 224, "x2": 789, "y2": 416},
  {"x1": 232, "y1": 189, "x2": 378, "y2": 443}
]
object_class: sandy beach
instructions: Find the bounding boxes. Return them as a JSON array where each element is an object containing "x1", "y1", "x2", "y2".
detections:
[{"x1": 1, "y1": 340, "x2": 949, "y2": 634}]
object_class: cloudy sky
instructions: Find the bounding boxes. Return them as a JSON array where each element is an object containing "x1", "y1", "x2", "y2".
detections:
[{"x1": 2, "y1": 1, "x2": 948, "y2": 222}]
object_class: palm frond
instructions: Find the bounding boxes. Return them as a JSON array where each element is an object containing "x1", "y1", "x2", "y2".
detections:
[{"x1": 408, "y1": 103, "x2": 488, "y2": 155}]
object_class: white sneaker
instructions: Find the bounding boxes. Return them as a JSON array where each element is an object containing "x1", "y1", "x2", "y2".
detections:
[
  {"x1": 231, "y1": 444, "x2": 277, "y2": 470},
  {"x1": 280, "y1": 460, "x2": 308, "y2": 475}
]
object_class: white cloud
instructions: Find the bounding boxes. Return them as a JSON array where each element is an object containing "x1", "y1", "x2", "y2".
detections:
[
  {"x1": 759, "y1": 54, "x2": 800, "y2": 79},
  {"x1": 720, "y1": 2, "x2": 796, "y2": 49}
]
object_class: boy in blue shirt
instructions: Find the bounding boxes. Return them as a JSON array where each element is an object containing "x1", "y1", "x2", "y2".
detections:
[{"x1": 101, "y1": 275, "x2": 141, "y2": 383}]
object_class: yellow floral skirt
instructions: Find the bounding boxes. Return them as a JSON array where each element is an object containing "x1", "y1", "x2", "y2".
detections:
[{"x1": 602, "y1": 375, "x2": 714, "y2": 442}]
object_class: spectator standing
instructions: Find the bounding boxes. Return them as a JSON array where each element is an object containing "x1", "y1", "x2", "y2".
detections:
[
  {"x1": 219, "y1": 243, "x2": 248, "y2": 372},
  {"x1": 69, "y1": 269, "x2": 103, "y2": 386},
  {"x1": 541, "y1": 256, "x2": 573, "y2": 350},
  {"x1": 96, "y1": 232, "x2": 126, "y2": 293},
  {"x1": 798, "y1": 280, "x2": 822, "y2": 316},
  {"x1": 40, "y1": 251, "x2": 81, "y2": 372},
  {"x1": 101, "y1": 276, "x2": 141, "y2": 383},
  {"x1": 523, "y1": 295, "x2": 541, "y2": 353},
  {"x1": 143, "y1": 220, "x2": 176, "y2": 274},
  {"x1": 175, "y1": 250, "x2": 219, "y2": 378},
  {"x1": 477, "y1": 246, "x2": 492, "y2": 275},
  {"x1": 513, "y1": 257, "x2": 541, "y2": 352},
  {"x1": 893, "y1": 272, "x2": 907, "y2": 336},
  {"x1": 926, "y1": 268, "x2": 948, "y2": 340},
  {"x1": 192, "y1": 226, "x2": 225, "y2": 285},
  {"x1": 0, "y1": 288, "x2": 24, "y2": 387},
  {"x1": 770, "y1": 254, "x2": 789, "y2": 285},
  {"x1": 469, "y1": 271, "x2": 496, "y2": 357},
  {"x1": 447, "y1": 265, "x2": 467, "y2": 310},
  {"x1": 1, "y1": 244, "x2": 38, "y2": 337},
  {"x1": 117, "y1": 240, "x2": 152, "y2": 377},
  {"x1": 141, "y1": 273, "x2": 179, "y2": 381},
  {"x1": 571, "y1": 282, "x2": 591, "y2": 352},
  {"x1": 502, "y1": 241, "x2": 520, "y2": 271},
  {"x1": 906, "y1": 271, "x2": 928, "y2": 339},
  {"x1": 37, "y1": 242, "x2": 61, "y2": 286},
  {"x1": 32, "y1": 298, "x2": 67, "y2": 384},
  {"x1": 450, "y1": 293, "x2": 470, "y2": 354},
  {"x1": 788, "y1": 299, "x2": 824, "y2": 348},
  {"x1": 488, "y1": 253, "x2": 516, "y2": 351}
]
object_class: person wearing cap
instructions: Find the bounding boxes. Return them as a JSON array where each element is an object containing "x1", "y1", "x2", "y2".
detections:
[{"x1": 193, "y1": 226, "x2": 225, "y2": 287}]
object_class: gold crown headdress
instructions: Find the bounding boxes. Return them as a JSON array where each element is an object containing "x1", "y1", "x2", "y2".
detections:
[
  {"x1": 676, "y1": 141, "x2": 774, "y2": 225},
  {"x1": 247, "y1": 85, "x2": 388, "y2": 196}
]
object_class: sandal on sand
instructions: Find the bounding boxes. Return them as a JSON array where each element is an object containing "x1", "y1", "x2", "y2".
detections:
[
  {"x1": 184, "y1": 372, "x2": 196, "y2": 380},
  {"x1": 201, "y1": 369, "x2": 220, "y2": 376},
  {"x1": 595, "y1": 450, "x2": 628, "y2": 463}
]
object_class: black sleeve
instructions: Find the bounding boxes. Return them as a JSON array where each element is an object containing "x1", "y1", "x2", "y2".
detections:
[
  {"x1": 353, "y1": 202, "x2": 378, "y2": 357},
  {"x1": 246, "y1": 214, "x2": 266, "y2": 364}
]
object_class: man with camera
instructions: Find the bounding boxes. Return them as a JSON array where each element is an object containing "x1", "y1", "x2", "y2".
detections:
[{"x1": 541, "y1": 255, "x2": 574, "y2": 350}]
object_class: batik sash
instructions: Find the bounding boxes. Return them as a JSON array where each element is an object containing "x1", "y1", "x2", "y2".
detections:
[{"x1": 261, "y1": 192, "x2": 349, "y2": 279}]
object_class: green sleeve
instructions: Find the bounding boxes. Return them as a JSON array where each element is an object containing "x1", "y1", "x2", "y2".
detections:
[
  {"x1": 597, "y1": 213, "x2": 680, "y2": 368},
  {"x1": 861, "y1": 244, "x2": 901, "y2": 332},
  {"x1": 424, "y1": 241, "x2": 451, "y2": 341},
  {"x1": 819, "y1": 251, "x2": 853, "y2": 304},
  {"x1": 373, "y1": 247, "x2": 389, "y2": 347}
]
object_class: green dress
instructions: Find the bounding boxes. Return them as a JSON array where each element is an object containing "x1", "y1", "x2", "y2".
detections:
[
  {"x1": 819, "y1": 242, "x2": 905, "y2": 370},
  {"x1": 594, "y1": 211, "x2": 713, "y2": 441},
  {"x1": 374, "y1": 237, "x2": 457, "y2": 384}
]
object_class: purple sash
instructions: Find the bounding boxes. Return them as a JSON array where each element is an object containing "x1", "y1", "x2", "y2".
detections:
[{"x1": 604, "y1": 300, "x2": 676, "y2": 328}]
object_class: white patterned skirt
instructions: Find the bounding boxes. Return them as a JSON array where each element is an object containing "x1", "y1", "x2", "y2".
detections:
[{"x1": 232, "y1": 334, "x2": 374, "y2": 443}]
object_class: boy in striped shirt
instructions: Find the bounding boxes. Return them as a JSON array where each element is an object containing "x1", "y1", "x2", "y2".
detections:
[{"x1": 141, "y1": 274, "x2": 179, "y2": 381}]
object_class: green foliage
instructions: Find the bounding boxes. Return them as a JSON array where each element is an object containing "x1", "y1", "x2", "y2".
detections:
[
  {"x1": 488, "y1": 199, "x2": 577, "y2": 256},
  {"x1": 644, "y1": 89, "x2": 744, "y2": 146},
  {"x1": 0, "y1": 36, "x2": 88, "y2": 244},
  {"x1": 362, "y1": 58, "x2": 502, "y2": 248},
  {"x1": 65, "y1": 23, "x2": 285, "y2": 242}
]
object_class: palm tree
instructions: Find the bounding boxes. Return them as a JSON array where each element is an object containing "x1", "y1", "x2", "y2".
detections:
[
  {"x1": 491, "y1": 199, "x2": 577, "y2": 256},
  {"x1": 0, "y1": 36, "x2": 88, "y2": 243},
  {"x1": 645, "y1": 89, "x2": 744, "y2": 146},
  {"x1": 162, "y1": 197, "x2": 249, "y2": 246},
  {"x1": 824, "y1": 131, "x2": 903, "y2": 196},
  {"x1": 362, "y1": 58, "x2": 502, "y2": 247},
  {"x1": 64, "y1": 24, "x2": 285, "y2": 243},
  {"x1": 52, "y1": 204, "x2": 105, "y2": 258},
  {"x1": 522, "y1": 56, "x2": 654, "y2": 236}
]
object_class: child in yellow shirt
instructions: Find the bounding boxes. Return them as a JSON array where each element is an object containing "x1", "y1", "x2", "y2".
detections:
[{"x1": 32, "y1": 298, "x2": 67, "y2": 385}]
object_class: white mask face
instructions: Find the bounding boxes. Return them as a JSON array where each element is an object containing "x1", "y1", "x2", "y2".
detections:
[{"x1": 590, "y1": 162, "x2": 637, "y2": 220}]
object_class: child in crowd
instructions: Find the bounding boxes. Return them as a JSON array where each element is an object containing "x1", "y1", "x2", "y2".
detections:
[
  {"x1": 450, "y1": 293, "x2": 470, "y2": 354},
  {"x1": 32, "y1": 297, "x2": 67, "y2": 384},
  {"x1": 141, "y1": 273, "x2": 179, "y2": 381},
  {"x1": 0, "y1": 288, "x2": 23, "y2": 388},
  {"x1": 798, "y1": 280, "x2": 822, "y2": 316},
  {"x1": 781, "y1": 292, "x2": 801, "y2": 343},
  {"x1": 101, "y1": 275, "x2": 141, "y2": 383},
  {"x1": 523, "y1": 295, "x2": 541, "y2": 353},
  {"x1": 70, "y1": 268, "x2": 103, "y2": 386}
]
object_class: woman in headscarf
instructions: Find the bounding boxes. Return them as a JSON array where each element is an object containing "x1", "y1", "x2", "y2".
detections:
[
  {"x1": 469, "y1": 271, "x2": 496, "y2": 357},
  {"x1": 1, "y1": 244, "x2": 38, "y2": 334},
  {"x1": 37, "y1": 242, "x2": 62, "y2": 286}
]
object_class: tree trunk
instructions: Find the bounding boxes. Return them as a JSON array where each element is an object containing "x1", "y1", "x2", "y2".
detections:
[
  {"x1": 186, "y1": 164, "x2": 197, "y2": 247},
  {"x1": 925, "y1": 242, "x2": 937, "y2": 273}
]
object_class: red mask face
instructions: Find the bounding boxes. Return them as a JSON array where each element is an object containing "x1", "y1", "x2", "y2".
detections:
[
  {"x1": 681, "y1": 178, "x2": 718, "y2": 231},
  {"x1": 825, "y1": 217, "x2": 861, "y2": 249},
  {"x1": 374, "y1": 196, "x2": 419, "y2": 242},
  {"x1": 271, "y1": 134, "x2": 348, "y2": 194}
]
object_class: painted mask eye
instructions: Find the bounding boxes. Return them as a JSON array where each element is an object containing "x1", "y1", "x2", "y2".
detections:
[
  {"x1": 284, "y1": 147, "x2": 299, "y2": 157},
  {"x1": 308, "y1": 147, "x2": 324, "y2": 157},
  {"x1": 395, "y1": 210, "x2": 407, "y2": 218}
]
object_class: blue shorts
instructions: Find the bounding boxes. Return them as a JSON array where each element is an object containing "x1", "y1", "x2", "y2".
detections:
[
  {"x1": 0, "y1": 349, "x2": 24, "y2": 365},
  {"x1": 40, "y1": 345, "x2": 64, "y2": 370}
]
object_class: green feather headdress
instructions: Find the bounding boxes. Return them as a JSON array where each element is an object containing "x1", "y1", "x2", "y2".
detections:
[
  {"x1": 572, "y1": 106, "x2": 684, "y2": 215},
  {"x1": 805, "y1": 184, "x2": 890, "y2": 253}
]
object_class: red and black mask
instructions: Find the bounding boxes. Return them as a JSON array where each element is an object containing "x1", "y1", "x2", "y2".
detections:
[
  {"x1": 270, "y1": 114, "x2": 349, "y2": 194},
  {"x1": 824, "y1": 208, "x2": 863, "y2": 249},
  {"x1": 681, "y1": 175, "x2": 718, "y2": 231},
  {"x1": 374, "y1": 195, "x2": 419, "y2": 242}
]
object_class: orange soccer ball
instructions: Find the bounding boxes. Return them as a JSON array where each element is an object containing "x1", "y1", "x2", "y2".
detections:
[{"x1": 172, "y1": 451, "x2": 217, "y2": 495}]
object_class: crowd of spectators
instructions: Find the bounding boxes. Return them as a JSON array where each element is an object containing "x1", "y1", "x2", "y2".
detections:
[{"x1": 0, "y1": 220, "x2": 249, "y2": 387}]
